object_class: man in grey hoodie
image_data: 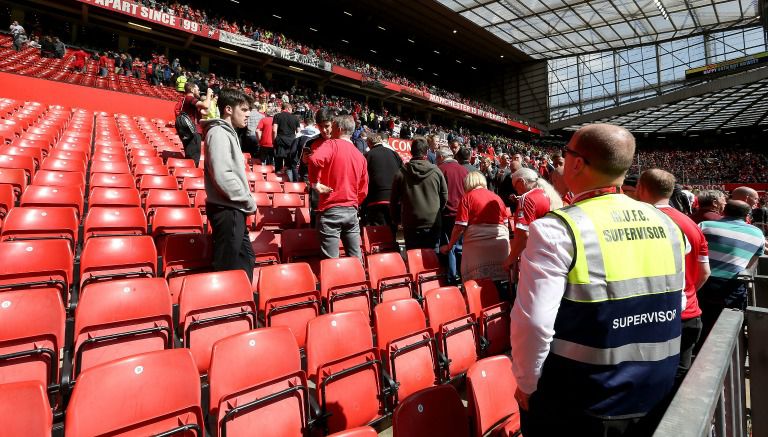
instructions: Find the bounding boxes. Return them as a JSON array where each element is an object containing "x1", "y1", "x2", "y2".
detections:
[
  {"x1": 202, "y1": 88, "x2": 257, "y2": 281},
  {"x1": 390, "y1": 137, "x2": 448, "y2": 250}
]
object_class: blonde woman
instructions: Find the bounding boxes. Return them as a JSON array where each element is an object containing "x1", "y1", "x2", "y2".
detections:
[
  {"x1": 503, "y1": 167, "x2": 563, "y2": 272},
  {"x1": 440, "y1": 171, "x2": 510, "y2": 281}
]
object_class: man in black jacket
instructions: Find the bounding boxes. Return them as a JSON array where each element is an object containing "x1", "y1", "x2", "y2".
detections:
[
  {"x1": 391, "y1": 137, "x2": 448, "y2": 250},
  {"x1": 363, "y1": 132, "x2": 402, "y2": 228}
]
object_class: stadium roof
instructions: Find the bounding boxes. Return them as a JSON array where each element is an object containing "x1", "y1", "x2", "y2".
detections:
[
  {"x1": 561, "y1": 76, "x2": 768, "y2": 133},
  {"x1": 436, "y1": 0, "x2": 762, "y2": 59}
]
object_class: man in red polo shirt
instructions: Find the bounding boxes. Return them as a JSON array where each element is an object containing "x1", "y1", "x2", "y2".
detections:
[{"x1": 637, "y1": 168, "x2": 710, "y2": 383}]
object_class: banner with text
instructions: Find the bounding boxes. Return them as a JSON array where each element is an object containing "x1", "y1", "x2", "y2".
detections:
[
  {"x1": 77, "y1": 0, "x2": 219, "y2": 38},
  {"x1": 388, "y1": 138, "x2": 412, "y2": 163},
  {"x1": 217, "y1": 31, "x2": 332, "y2": 72}
]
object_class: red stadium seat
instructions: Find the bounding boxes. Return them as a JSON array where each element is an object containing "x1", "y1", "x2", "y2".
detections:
[
  {"x1": 138, "y1": 175, "x2": 178, "y2": 197},
  {"x1": 48, "y1": 150, "x2": 87, "y2": 166},
  {"x1": 20, "y1": 185, "x2": 83, "y2": 218},
  {"x1": 327, "y1": 428, "x2": 378, "y2": 437},
  {"x1": 266, "y1": 173, "x2": 285, "y2": 182},
  {"x1": 0, "y1": 154, "x2": 35, "y2": 181},
  {"x1": 406, "y1": 248, "x2": 447, "y2": 298},
  {"x1": 0, "y1": 206, "x2": 79, "y2": 249},
  {"x1": 151, "y1": 207, "x2": 204, "y2": 249},
  {"x1": 0, "y1": 381, "x2": 52, "y2": 437},
  {"x1": 162, "y1": 233, "x2": 213, "y2": 304},
  {"x1": 319, "y1": 257, "x2": 373, "y2": 321},
  {"x1": 40, "y1": 157, "x2": 86, "y2": 174},
  {"x1": 90, "y1": 160, "x2": 131, "y2": 174},
  {"x1": 79, "y1": 235, "x2": 157, "y2": 294},
  {"x1": 392, "y1": 385, "x2": 470, "y2": 437},
  {"x1": 167, "y1": 158, "x2": 196, "y2": 173},
  {"x1": 89, "y1": 172, "x2": 135, "y2": 190},
  {"x1": 253, "y1": 164, "x2": 275, "y2": 174},
  {"x1": 281, "y1": 228, "x2": 323, "y2": 275},
  {"x1": 272, "y1": 193, "x2": 304, "y2": 208},
  {"x1": 65, "y1": 349, "x2": 204, "y2": 437},
  {"x1": 374, "y1": 298, "x2": 440, "y2": 403},
  {"x1": 0, "y1": 168, "x2": 27, "y2": 199},
  {"x1": 174, "y1": 167, "x2": 203, "y2": 183},
  {"x1": 306, "y1": 311, "x2": 388, "y2": 433},
  {"x1": 135, "y1": 164, "x2": 170, "y2": 185},
  {"x1": 145, "y1": 188, "x2": 191, "y2": 218},
  {"x1": 88, "y1": 187, "x2": 141, "y2": 208},
  {"x1": 466, "y1": 356, "x2": 521, "y2": 437},
  {"x1": 178, "y1": 270, "x2": 257, "y2": 374},
  {"x1": 253, "y1": 181, "x2": 283, "y2": 194},
  {"x1": 367, "y1": 252, "x2": 414, "y2": 302},
  {"x1": 32, "y1": 169, "x2": 85, "y2": 190},
  {"x1": 362, "y1": 225, "x2": 397, "y2": 255},
  {"x1": 253, "y1": 191, "x2": 272, "y2": 207},
  {"x1": 424, "y1": 286, "x2": 479, "y2": 379},
  {"x1": 132, "y1": 157, "x2": 164, "y2": 170},
  {"x1": 257, "y1": 263, "x2": 320, "y2": 349},
  {"x1": 464, "y1": 279, "x2": 510, "y2": 356},
  {"x1": 83, "y1": 206, "x2": 147, "y2": 241},
  {"x1": 0, "y1": 288, "x2": 65, "y2": 399},
  {"x1": 250, "y1": 230, "x2": 281, "y2": 291},
  {"x1": 0, "y1": 183, "x2": 13, "y2": 222},
  {"x1": 1, "y1": 145, "x2": 43, "y2": 169},
  {"x1": 254, "y1": 206, "x2": 295, "y2": 231},
  {"x1": 208, "y1": 328, "x2": 308, "y2": 437},
  {"x1": 282, "y1": 182, "x2": 307, "y2": 194},
  {"x1": 0, "y1": 239, "x2": 74, "y2": 305},
  {"x1": 71, "y1": 278, "x2": 173, "y2": 379}
]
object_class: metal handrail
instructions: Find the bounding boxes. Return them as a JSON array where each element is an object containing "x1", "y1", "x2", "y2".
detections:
[{"x1": 653, "y1": 309, "x2": 746, "y2": 437}]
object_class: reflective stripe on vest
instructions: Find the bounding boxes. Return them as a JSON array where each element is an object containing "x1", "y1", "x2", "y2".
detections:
[{"x1": 548, "y1": 194, "x2": 685, "y2": 366}]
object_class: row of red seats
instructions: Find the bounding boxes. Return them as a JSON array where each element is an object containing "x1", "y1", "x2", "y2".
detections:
[
  {"x1": 2, "y1": 335, "x2": 519, "y2": 437},
  {"x1": 0, "y1": 36, "x2": 179, "y2": 100}
]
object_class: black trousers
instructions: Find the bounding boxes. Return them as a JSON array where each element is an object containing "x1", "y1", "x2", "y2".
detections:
[
  {"x1": 677, "y1": 316, "x2": 702, "y2": 383},
  {"x1": 362, "y1": 203, "x2": 393, "y2": 227},
  {"x1": 207, "y1": 204, "x2": 255, "y2": 283},
  {"x1": 403, "y1": 224, "x2": 441, "y2": 251},
  {"x1": 183, "y1": 133, "x2": 202, "y2": 167}
]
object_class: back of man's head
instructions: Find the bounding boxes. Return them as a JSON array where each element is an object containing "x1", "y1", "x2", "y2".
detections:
[
  {"x1": 217, "y1": 88, "x2": 249, "y2": 116},
  {"x1": 315, "y1": 107, "x2": 337, "y2": 125},
  {"x1": 335, "y1": 115, "x2": 355, "y2": 137},
  {"x1": 456, "y1": 147, "x2": 471, "y2": 163},
  {"x1": 723, "y1": 200, "x2": 751, "y2": 220},
  {"x1": 698, "y1": 190, "x2": 723, "y2": 209},
  {"x1": 438, "y1": 147, "x2": 453, "y2": 161},
  {"x1": 411, "y1": 137, "x2": 429, "y2": 159},
  {"x1": 282, "y1": 102, "x2": 292, "y2": 111},
  {"x1": 571, "y1": 123, "x2": 636, "y2": 179},
  {"x1": 638, "y1": 169, "x2": 675, "y2": 200}
]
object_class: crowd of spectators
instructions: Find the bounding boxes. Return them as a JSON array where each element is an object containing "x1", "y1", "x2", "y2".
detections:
[
  {"x1": 630, "y1": 148, "x2": 768, "y2": 184},
  {"x1": 130, "y1": 0, "x2": 528, "y2": 124}
]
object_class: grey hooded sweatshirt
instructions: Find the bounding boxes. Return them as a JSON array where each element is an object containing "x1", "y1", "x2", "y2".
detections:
[{"x1": 201, "y1": 119, "x2": 256, "y2": 213}]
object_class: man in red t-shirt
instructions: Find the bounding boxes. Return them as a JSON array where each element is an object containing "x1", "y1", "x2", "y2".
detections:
[
  {"x1": 180, "y1": 82, "x2": 212, "y2": 166},
  {"x1": 637, "y1": 169, "x2": 710, "y2": 383},
  {"x1": 72, "y1": 49, "x2": 89, "y2": 73},
  {"x1": 256, "y1": 108, "x2": 275, "y2": 165}
]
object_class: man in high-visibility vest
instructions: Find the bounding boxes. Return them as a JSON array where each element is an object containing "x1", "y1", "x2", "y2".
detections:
[{"x1": 511, "y1": 124, "x2": 685, "y2": 436}]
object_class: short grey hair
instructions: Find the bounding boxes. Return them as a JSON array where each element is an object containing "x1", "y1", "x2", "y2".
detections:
[
  {"x1": 438, "y1": 147, "x2": 453, "y2": 159},
  {"x1": 335, "y1": 115, "x2": 355, "y2": 136},
  {"x1": 698, "y1": 190, "x2": 724, "y2": 206}
]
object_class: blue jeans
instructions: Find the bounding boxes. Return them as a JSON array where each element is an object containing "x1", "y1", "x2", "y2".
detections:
[
  {"x1": 441, "y1": 215, "x2": 462, "y2": 283},
  {"x1": 317, "y1": 206, "x2": 362, "y2": 260}
]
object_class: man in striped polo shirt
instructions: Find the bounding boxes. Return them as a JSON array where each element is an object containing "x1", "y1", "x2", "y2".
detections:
[{"x1": 699, "y1": 200, "x2": 765, "y2": 340}]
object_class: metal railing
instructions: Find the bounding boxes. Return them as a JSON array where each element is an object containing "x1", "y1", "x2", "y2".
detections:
[{"x1": 653, "y1": 309, "x2": 747, "y2": 437}]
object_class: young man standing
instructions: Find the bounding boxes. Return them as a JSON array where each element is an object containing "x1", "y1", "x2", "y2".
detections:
[
  {"x1": 202, "y1": 89, "x2": 257, "y2": 281},
  {"x1": 180, "y1": 82, "x2": 211, "y2": 166}
]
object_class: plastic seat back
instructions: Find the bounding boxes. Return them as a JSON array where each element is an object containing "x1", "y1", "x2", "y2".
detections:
[
  {"x1": 89, "y1": 186, "x2": 141, "y2": 208},
  {"x1": 90, "y1": 160, "x2": 130, "y2": 174},
  {"x1": 40, "y1": 157, "x2": 86, "y2": 174},
  {"x1": 0, "y1": 288, "x2": 65, "y2": 394},
  {"x1": 367, "y1": 252, "x2": 413, "y2": 302},
  {"x1": 253, "y1": 181, "x2": 283, "y2": 194},
  {"x1": 1, "y1": 206, "x2": 79, "y2": 249},
  {"x1": 0, "y1": 168, "x2": 26, "y2": 199},
  {"x1": 145, "y1": 188, "x2": 190, "y2": 216},
  {"x1": 0, "y1": 183, "x2": 12, "y2": 220},
  {"x1": 178, "y1": 270, "x2": 257, "y2": 374},
  {"x1": 83, "y1": 206, "x2": 146, "y2": 241},
  {"x1": 72, "y1": 278, "x2": 173, "y2": 378},
  {"x1": 209, "y1": 328, "x2": 306, "y2": 437},
  {"x1": 319, "y1": 257, "x2": 372, "y2": 320},
  {"x1": 406, "y1": 248, "x2": 447, "y2": 297},
  {"x1": 65, "y1": 349, "x2": 204, "y2": 437},
  {"x1": 0, "y1": 381, "x2": 52, "y2": 437},
  {"x1": 90, "y1": 172, "x2": 135, "y2": 190},
  {"x1": 0, "y1": 153, "x2": 35, "y2": 181},
  {"x1": 20, "y1": 185, "x2": 83, "y2": 218},
  {"x1": 281, "y1": 228, "x2": 322, "y2": 275},
  {"x1": 362, "y1": 225, "x2": 396, "y2": 254},
  {"x1": 138, "y1": 175, "x2": 177, "y2": 196},
  {"x1": 467, "y1": 355, "x2": 521, "y2": 437},
  {"x1": 33, "y1": 169, "x2": 85, "y2": 190},
  {"x1": 272, "y1": 193, "x2": 304, "y2": 208},
  {"x1": 392, "y1": 385, "x2": 470, "y2": 437},
  {"x1": 79, "y1": 235, "x2": 157, "y2": 293},
  {"x1": 0, "y1": 239, "x2": 73, "y2": 305},
  {"x1": 464, "y1": 279, "x2": 510, "y2": 356},
  {"x1": 255, "y1": 206, "x2": 295, "y2": 231},
  {"x1": 257, "y1": 263, "x2": 320, "y2": 349},
  {"x1": 306, "y1": 311, "x2": 384, "y2": 432},
  {"x1": 424, "y1": 287, "x2": 478, "y2": 379},
  {"x1": 162, "y1": 233, "x2": 213, "y2": 304},
  {"x1": 374, "y1": 298, "x2": 438, "y2": 402},
  {"x1": 151, "y1": 207, "x2": 204, "y2": 249}
]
